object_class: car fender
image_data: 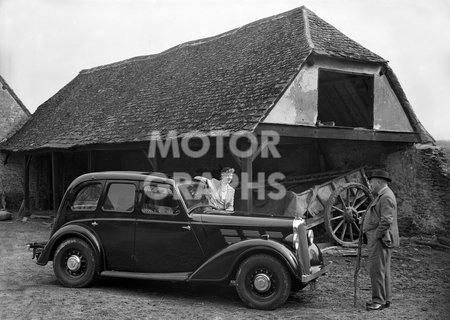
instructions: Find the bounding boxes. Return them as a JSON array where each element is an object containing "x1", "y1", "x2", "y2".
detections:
[
  {"x1": 37, "y1": 223, "x2": 103, "y2": 271},
  {"x1": 188, "y1": 238, "x2": 299, "y2": 283}
]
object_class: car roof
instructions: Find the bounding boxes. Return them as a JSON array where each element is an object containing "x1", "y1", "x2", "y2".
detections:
[{"x1": 69, "y1": 171, "x2": 174, "y2": 188}]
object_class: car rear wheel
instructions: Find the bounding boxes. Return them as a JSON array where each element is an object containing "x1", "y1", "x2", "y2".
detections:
[
  {"x1": 53, "y1": 238, "x2": 97, "y2": 288},
  {"x1": 235, "y1": 254, "x2": 291, "y2": 310}
]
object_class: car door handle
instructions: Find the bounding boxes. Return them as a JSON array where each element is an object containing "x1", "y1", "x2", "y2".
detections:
[
  {"x1": 91, "y1": 221, "x2": 98, "y2": 226},
  {"x1": 181, "y1": 225, "x2": 191, "y2": 231}
]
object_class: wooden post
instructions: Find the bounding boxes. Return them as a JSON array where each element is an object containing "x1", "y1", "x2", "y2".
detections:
[
  {"x1": 51, "y1": 152, "x2": 57, "y2": 213},
  {"x1": 143, "y1": 149, "x2": 158, "y2": 172},
  {"x1": 149, "y1": 156, "x2": 159, "y2": 172},
  {"x1": 23, "y1": 155, "x2": 32, "y2": 217},
  {"x1": 225, "y1": 134, "x2": 278, "y2": 214},
  {"x1": 60, "y1": 153, "x2": 66, "y2": 197},
  {"x1": 88, "y1": 150, "x2": 94, "y2": 172},
  {"x1": 35, "y1": 156, "x2": 40, "y2": 210},
  {"x1": 314, "y1": 141, "x2": 328, "y2": 172},
  {"x1": 226, "y1": 136, "x2": 273, "y2": 214},
  {"x1": 241, "y1": 157, "x2": 253, "y2": 213}
]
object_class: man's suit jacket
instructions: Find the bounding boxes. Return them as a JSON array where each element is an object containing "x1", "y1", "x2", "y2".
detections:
[{"x1": 363, "y1": 186, "x2": 400, "y2": 247}]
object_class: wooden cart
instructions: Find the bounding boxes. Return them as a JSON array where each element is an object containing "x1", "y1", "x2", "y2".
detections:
[{"x1": 286, "y1": 168, "x2": 373, "y2": 247}]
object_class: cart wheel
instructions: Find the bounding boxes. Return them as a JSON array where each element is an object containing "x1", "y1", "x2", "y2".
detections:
[{"x1": 324, "y1": 183, "x2": 372, "y2": 246}]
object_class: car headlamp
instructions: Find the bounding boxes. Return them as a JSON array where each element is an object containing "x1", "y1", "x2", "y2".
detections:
[
  {"x1": 292, "y1": 217, "x2": 302, "y2": 251},
  {"x1": 307, "y1": 229, "x2": 314, "y2": 245}
]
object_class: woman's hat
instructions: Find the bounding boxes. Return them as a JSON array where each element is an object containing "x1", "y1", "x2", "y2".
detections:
[{"x1": 367, "y1": 169, "x2": 392, "y2": 182}]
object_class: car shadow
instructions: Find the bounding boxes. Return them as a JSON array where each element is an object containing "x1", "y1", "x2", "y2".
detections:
[{"x1": 94, "y1": 277, "x2": 242, "y2": 307}]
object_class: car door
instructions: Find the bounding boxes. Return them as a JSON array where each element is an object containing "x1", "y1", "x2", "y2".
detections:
[
  {"x1": 134, "y1": 181, "x2": 204, "y2": 273},
  {"x1": 92, "y1": 180, "x2": 137, "y2": 272}
]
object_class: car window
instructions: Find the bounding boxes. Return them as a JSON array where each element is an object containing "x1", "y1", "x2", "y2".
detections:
[
  {"x1": 141, "y1": 183, "x2": 178, "y2": 215},
  {"x1": 178, "y1": 181, "x2": 209, "y2": 212},
  {"x1": 71, "y1": 183, "x2": 103, "y2": 211},
  {"x1": 102, "y1": 183, "x2": 136, "y2": 213}
]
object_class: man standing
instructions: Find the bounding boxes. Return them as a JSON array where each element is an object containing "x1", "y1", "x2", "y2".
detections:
[{"x1": 363, "y1": 169, "x2": 400, "y2": 311}]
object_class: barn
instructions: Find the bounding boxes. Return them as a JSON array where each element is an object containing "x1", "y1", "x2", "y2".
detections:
[{"x1": 1, "y1": 6, "x2": 446, "y2": 235}]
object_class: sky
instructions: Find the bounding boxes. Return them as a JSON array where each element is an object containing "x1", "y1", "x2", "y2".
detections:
[{"x1": 1, "y1": 0, "x2": 449, "y2": 140}]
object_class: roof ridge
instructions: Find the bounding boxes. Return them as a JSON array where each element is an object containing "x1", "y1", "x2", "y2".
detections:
[
  {"x1": 80, "y1": 7, "x2": 304, "y2": 75},
  {"x1": 164, "y1": 7, "x2": 301, "y2": 52},
  {"x1": 81, "y1": 54, "x2": 158, "y2": 74},
  {"x1": 303, "y1": 7, "x2": 386, "y2": 62},
  {"x1": 302, "y1": 6, "x2": 315, "y2": 50}
]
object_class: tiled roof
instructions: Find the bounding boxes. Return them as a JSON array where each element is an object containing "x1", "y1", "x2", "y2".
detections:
[
  {"x1": 305, "y1": 9, "x2": 383, "y2": 62},
  {"x1": 0, "y1": 75, "x2": 31, "y2": 117},
  {"x1": 1, "y1": 6, "x2": 428, "y2": 152},
  {"x1": 0, "y1": 75, "x2": 31, "y2": 143}
]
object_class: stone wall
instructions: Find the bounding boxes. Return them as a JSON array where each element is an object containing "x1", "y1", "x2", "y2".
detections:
[
  {"x1": 412, "y1": 145, "x2": 449, "y2": 234},
  {"x1": 0, "y1": 80, "x2": 30, "y2": 210},
  {"x1": 0, "y1": 154, "x2": 30, "y2": 209},
  {"x1": 319, "y1": 140, "x2": 449, "y2": 236},
  {"x1": 387, "y1": 144, "x2": 449, "y2": 236}
]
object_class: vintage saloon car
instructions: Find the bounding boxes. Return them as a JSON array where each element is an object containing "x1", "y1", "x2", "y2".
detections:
[{"x1": 29, "y1": 171, "x2": 331, "y2": 310}]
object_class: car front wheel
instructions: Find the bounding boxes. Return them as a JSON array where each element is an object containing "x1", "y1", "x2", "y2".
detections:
[
  {"x1": 53, "y1": 238, "x2": 97, "y2": 288},
  {"x1": 235, "y1": 254, "x2": 291, "y2": 310}
]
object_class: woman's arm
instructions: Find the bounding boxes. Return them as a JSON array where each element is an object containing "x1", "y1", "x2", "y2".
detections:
[{"x1": 225, "y1": 188, "x2": 235, "y2": 211}]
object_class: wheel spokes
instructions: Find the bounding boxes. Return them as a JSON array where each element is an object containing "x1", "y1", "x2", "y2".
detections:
[
  {"x1": 327, "y1": 184, "x2": 372, "y2": 245},
  {"x1": 351, "y1": 189, "x2": 361, "y2": 207},
  {"x1": 330, "y1": 215, "x2": 344, "y2": 221},
  {"x1": 352, "y1": 221, "x2": 360, "y2": 234},
  {"x1": 340, "y1": 223, "x2": 348, "y2": 240},
  {"x1": 333, "y1": 220, "x2": 344, "y2": 234},
  {"x1": 338, "y1": 194, "x2": 347, "y2": 207},
  {"x1": 354, "y1": 196, "x2": 369, "y2": 210}
]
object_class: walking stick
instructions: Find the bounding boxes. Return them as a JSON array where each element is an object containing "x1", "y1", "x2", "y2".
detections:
[{"x1": 354, "y1": 212, "x2": 366, "y2": 307}]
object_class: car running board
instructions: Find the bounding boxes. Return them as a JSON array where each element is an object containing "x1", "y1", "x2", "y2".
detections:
[{"x1": 100, "y1": 270, "x2": 191, "y2": 281}]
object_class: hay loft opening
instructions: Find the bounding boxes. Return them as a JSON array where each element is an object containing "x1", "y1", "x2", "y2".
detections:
[{"x1": 317, "y1": 69, "x2": 374, "y2": 129}]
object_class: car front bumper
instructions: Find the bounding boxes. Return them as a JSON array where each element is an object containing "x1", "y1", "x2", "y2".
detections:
[{"x1": 301, "y1": 261, "x2": 333, "y2": 283}]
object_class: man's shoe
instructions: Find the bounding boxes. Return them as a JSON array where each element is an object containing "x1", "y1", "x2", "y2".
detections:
[
  {"x1": 384, "y1": 301, "x2": 391, "y2": 308},
  {"x1": 366, "y1": 302, "x2": 384, "y2": 311}
]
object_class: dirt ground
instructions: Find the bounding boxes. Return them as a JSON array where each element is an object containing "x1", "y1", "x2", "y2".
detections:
[{"x1": 1, "y1": 215, "x2": 449, "y2": 320}]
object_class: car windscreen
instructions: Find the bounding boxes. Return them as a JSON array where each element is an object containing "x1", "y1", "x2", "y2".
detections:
[{"x1": 178, "y1": 181, "x2": 210, "y2": 212}]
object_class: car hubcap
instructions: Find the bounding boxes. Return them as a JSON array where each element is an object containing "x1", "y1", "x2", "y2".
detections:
[
  {"x1": 253, "y1": 273, "x2": 271, "y2": 293},
  {"x1": 67, "y1": 255, "x2": 82, "y2": 272}
]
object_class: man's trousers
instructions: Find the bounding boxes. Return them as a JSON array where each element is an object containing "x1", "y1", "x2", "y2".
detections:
[{"x1": 366, "y1": 230, "x2": 392, "y2": 304}]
